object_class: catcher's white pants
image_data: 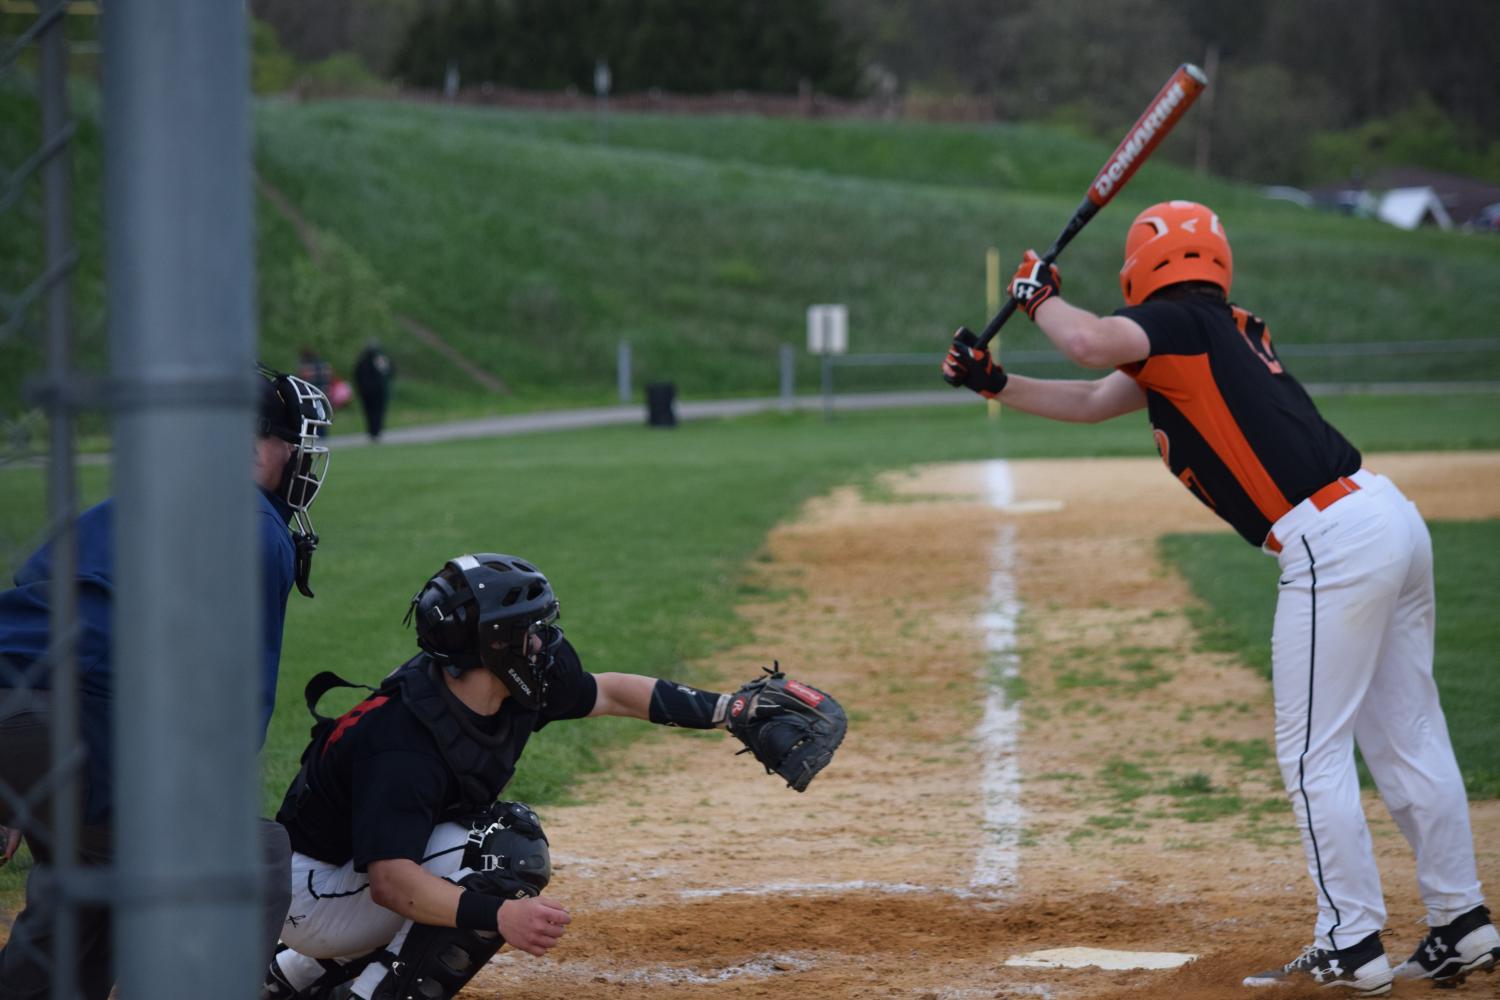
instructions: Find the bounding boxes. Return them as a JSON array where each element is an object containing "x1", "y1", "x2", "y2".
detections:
[
  {"x1": 1268, "y1": 469, "x2": 1483, "y2": 951},
  {"x1": 273, "y1": 823, "x2": 469, "y2": 998}
]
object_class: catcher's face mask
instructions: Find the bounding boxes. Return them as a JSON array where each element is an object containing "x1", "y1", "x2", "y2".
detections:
[{"x1": 482, "y1": 606, "x2": 562, "y2": 711}]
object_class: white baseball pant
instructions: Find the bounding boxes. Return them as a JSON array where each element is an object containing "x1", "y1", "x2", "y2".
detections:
[
  {"x1": 272, "y1": 822, "x2": 472, "y2": 998},
  {"x1": 1268, "y1": 469, "x2": 1483, "y2": 950}
]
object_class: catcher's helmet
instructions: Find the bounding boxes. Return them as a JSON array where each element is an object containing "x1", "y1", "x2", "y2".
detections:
[
  {"x1": 1119, "y1": 200, "x2": 1233, "y2": 306},
  {"x1": 406, "y1": 553, "x2": 562, "y2": 710}
]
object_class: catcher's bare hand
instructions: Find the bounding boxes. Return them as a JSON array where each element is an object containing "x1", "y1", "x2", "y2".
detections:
[
  {"x1": 0, "y1": 825, "x2": 19, "y2": 865},
  {"x1": 725, "y1": 663, "x2": 847, "y2": 792},
  {"x1": 498, "y1": 895, "x2": 571, "y2": 957}
]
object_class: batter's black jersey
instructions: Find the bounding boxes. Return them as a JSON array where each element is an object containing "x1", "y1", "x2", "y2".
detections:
[
  {"x1": 277, "y1": 641, "x2": 597, "y2": 870},
  {"x1": 1114, "y1": 297, "x2": 1362, "y2": 546}
]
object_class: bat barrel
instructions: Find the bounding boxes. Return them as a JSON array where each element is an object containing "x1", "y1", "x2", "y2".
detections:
[
  {"x1": 1086, "y1": 63, "x2": 1207, "y2": 208},
  {"x1": 968, "y1": 65, "x2": 1208, "y2": 350}
]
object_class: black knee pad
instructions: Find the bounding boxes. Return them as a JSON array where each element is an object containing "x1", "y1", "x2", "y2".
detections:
[
  {"x1": 462, "y1": 800, "x2": 550, "y2": 899},
  {"x1": 366, "y1": 802, "x2": 550, "y2": 1000}
]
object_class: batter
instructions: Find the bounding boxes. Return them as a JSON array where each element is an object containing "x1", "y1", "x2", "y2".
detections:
[{"x1": 941, "y1": 199, "x2": 1498, "y2": 994}]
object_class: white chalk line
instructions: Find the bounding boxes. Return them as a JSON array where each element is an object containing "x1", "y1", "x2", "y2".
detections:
[
  {"x1": 489, "y1": 949, "x2": 819, "y2": 985},
  {"x1": 972, "y1": 460, "x2": 1024, "y2": 892},
  {"x1": 1005, "y1": 947, "x2": 1198, "y2": 971}
]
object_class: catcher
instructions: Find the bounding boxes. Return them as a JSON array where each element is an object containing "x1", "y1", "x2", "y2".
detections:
[{"x1": 261, "y1": 552, "x2": 845, "y2": 1000}]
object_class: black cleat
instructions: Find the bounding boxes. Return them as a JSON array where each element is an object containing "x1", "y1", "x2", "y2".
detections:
[
  {"x1": 1242, "y1": 930, "x2": 1392, "y2": 994},
  {"x1": 1393, "y1": 904, "x2": 1500, "y2": 987}
]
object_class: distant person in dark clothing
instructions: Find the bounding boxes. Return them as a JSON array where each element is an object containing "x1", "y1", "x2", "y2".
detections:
[{"x1": 353, "y1": 341, "x2": 395, "y2": 441}]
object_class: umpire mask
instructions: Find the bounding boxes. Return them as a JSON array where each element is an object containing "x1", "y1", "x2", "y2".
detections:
[{"x1": 258, "y1": 366, "x2": 332, "y2": 597}]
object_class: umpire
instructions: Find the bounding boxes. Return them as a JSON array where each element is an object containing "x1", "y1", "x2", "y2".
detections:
[{"x1": 0, "y1": 366, "x2": 333, "y2": 998}]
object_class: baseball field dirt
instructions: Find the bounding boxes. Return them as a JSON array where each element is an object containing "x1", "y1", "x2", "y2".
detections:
[{"x1": 473, "y1": 451, "x2": 1500, "y2": 1000}]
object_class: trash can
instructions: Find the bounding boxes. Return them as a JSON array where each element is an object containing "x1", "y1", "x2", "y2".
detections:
[{"x1": 645, "y1": 382, "x2": 677, "y2": 428}]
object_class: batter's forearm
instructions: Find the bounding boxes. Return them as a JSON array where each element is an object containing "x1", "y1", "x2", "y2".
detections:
[{"x1": 994, "y1": 374, "x2": 1124, "y2": 423}]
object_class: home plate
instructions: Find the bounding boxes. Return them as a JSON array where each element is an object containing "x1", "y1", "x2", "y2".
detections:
[{"x1": 1004, "y1": 947, "x2": 1197, "y2": 971}]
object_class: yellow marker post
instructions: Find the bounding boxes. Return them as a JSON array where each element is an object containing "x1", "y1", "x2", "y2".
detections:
[{"x1": 985, "y1": 247, "x2": 1002, "y2": 420}]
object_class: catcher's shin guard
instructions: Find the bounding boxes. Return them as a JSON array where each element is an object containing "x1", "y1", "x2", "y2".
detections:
[
  {"x1": 365, "y1": 802, "x2": 551, "y2": 1000},
  {"x1": 366, "y1": 924, "x2": 501, "y2": 1000},
  {"x1": 263, "y1": 949, "x2": 375, "y2": 1000}
]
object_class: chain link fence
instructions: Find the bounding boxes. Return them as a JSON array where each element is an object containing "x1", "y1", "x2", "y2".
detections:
[
  {"x1": 3, "y1": 3, "x2": 264, "y2": 997},
  {"x1": 2, "y1": 2, "x2": 89, "y2": 995}
]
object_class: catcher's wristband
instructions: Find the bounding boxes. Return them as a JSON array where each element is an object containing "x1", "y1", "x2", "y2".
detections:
[
  {"x1": 648, "y1": 679, "x2": 729, "y2": 729},
  {"x1": 457, "y1": 890, "x2": 503, "y2": 931}
]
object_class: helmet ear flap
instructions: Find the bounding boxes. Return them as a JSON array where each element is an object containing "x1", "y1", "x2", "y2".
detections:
[{"x1": 409, "y1": 574, "x2": 474, "y2": 664}]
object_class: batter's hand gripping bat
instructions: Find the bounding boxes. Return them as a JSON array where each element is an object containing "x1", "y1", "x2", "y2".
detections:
[{"x1": 969, "y1": 63, "x2": 1209, "y2": 348}]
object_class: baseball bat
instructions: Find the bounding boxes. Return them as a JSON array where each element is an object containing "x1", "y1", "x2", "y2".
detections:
[{"x1": 971, "y1": 62, "x2": 1209, "y2": 348}]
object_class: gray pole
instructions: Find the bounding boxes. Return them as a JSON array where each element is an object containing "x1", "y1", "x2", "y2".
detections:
[
  {"x1": 103, "y1": 3, "x2": 263, "y2": 998},
  {"x1": 617, "y1": 340, "x2": 631, "y2": 403},
  {"x1": 821, "y1": 352, "x2": 833, "y2": 421},
  {"x1": 779, "y1": 344, "x2": 795, "y2": 411},
  {"x1": 38, "y1": 5, "x2": 80, "y2": 995}
]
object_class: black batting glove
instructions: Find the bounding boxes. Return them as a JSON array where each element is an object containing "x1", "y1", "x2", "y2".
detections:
[
  {"x1": 941, "y1": 327, "x2": 1008, "y2": 399},
  {"x1": 1009, "y1": 250, "x2": 1061, "y2": 320}
]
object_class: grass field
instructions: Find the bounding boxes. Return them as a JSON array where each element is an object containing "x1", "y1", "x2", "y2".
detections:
[{"x1": 2, "y1": 397, "x2": 1497, "y2": 908}]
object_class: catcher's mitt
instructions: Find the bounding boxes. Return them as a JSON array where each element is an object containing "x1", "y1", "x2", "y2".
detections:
[{"x1": 725, "y1": 663, "x2": 846, "y2": 792}]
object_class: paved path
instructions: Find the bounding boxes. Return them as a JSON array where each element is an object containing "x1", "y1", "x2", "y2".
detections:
[{"x1": 334, "y1": 391, "x2": 971, "y2": 448}]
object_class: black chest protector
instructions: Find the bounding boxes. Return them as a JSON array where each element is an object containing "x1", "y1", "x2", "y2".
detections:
[
  {"x1": 285, "y1": 654, "x2": 515, "y2": 826},
  {"x1": 381, "y1": 655, "x2": 514, "y2": 818}
]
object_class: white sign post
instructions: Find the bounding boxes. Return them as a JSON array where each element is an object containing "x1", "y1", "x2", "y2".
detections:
[
  {"x1": 806, "y1": 303, "x2": 848, "y2": 355},
  {"x1": 807, "y1": 304, "x2": 848, "y2": 419}
]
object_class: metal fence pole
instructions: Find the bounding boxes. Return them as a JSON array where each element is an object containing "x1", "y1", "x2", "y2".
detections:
[
  {"x1": 38, "y1": 4, "x2": 81, "y2": 996},
  {"x1": 821, "y1": 351, "x2": 833, "y2": 421},
  {"x1": 617, "y1": 340, "x2": 631, "y2": 403},
  {"x1": 102, "y1": 3, "x2": 262, "y2": 997},
  {"x1": 779, "y1": 343, "x2": 794, "y2": 411}
]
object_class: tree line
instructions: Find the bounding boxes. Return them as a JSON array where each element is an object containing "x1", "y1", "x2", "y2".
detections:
[{"x1": 250, "y1": 0, "x2": 1500, "y2": 186}]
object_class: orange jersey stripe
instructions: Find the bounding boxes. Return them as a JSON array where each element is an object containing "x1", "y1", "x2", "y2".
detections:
[{"x1": 1132, "y1": 354, "x2": 1293, "y2": 522}]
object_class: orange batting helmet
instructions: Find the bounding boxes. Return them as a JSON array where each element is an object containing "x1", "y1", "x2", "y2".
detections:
[{"x1": 1119, "y1": 200, "x2": 1233, "y2": 306}]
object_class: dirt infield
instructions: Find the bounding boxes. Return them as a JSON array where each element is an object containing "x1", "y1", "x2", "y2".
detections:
[{"x1": 475, "y1": 452, "x2": 1500, "y2": 999}]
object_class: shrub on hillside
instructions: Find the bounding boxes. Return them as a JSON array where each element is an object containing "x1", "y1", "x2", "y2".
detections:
[
  {"x1": 298, "y1": 53, "x2": 393, "y2": 99},
  {"x1": 252, "y1": 18, "x2": 299, "y2": 95},
  {"x1": 260, "y1": 231, "x2": 400, "y2": 371}
]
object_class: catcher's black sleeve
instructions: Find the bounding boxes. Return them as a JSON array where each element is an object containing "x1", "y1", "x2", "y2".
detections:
[
  {"x1": 648, "y1": 679, "x2": 726, "y2": 729},
  {"x1": 535, "y1": 640, "x2": 598, "y2": 728}
]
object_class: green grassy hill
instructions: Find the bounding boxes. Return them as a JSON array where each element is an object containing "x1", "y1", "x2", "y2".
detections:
[
  {"x1": 5, "y1": 86, "x2": 1500, "y2": 429},
  {"x1": 253, "y1": 100, "x2": 1500, "y2": 415}
]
